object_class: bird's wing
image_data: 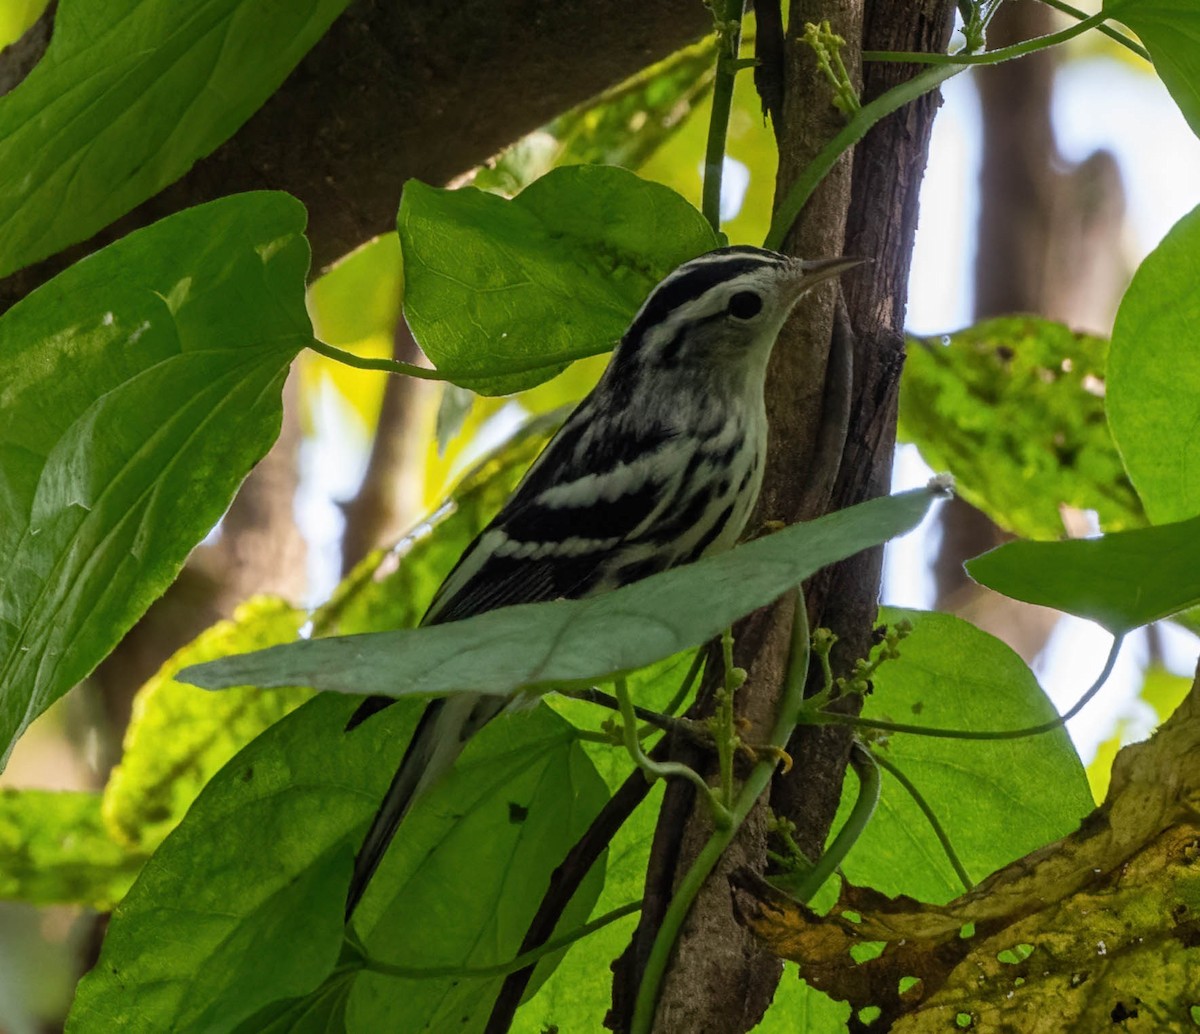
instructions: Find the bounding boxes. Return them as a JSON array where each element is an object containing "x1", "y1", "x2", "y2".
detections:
[{"x1": 423, "y1": 404, "x2": 687, "y2": 625}]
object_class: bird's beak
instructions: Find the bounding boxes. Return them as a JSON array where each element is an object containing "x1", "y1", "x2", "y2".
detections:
[{"x1": 783, "y1": 255, "x2": 867, "y2": 301}]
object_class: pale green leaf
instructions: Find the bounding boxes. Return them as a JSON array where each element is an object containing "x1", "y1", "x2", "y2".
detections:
[
  {"x1": 180, "y1": 487, "x2": 942, "y2": 699},
  {"x1": 967, "y1": 513, "x2": 1200, "y2": 634}
]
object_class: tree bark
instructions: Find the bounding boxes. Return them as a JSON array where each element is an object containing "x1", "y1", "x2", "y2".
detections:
[
  {"x1": 612, "y1": 3, "x2": 954, "y2": 1031},
  {"x1": 339, "y1": 323, "x2": 439, "y2": 574}
]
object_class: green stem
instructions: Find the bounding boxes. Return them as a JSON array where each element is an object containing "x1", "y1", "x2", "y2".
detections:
[
  {"x1": 632, "y1": 589, "x2": 810, "y2": 1033},
  {"x1": 764, "y1": 62, "x2": 959, "y2": 250},
  {"x1": 809, "y1": 634, "x2": 1123, "y2": 742},
  {"x1": 862, "y1": 1, "x2": 1132, "y2": 65},
  {"x1": 872, "y1": 751, "x2": 974, "y2": 893},
  {"x1": 360, "y1": 900, "x2": 641, "y2": 981},
  {"x1": 307, "y1": 335, "x2": 611, "y2": 383},
  {"x1": 306, "y1": 337, "x2": 448, "y2": 380},
  {"x1": 1038, "y1": 0, "x2": 1150, "y2": 61},
  {"x1": 717, "y1": 627, "x2": 739, "y2": 810},
  {"x1": 614, "y1": 677, "x2": 730, "y2": 822},
  {"x1": 765, "y1": 0, "x2": 1132, "y2": 250},
  {"x1": 790, "y1": 741, "x2": 881, "y2": 902},
  {"x1": 702, "y1": 0, "x2": 746, "y2": 231}
]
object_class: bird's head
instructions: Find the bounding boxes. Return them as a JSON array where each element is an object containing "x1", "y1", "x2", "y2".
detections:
[{"x1": 618, "y1": 245, "x2": 861, "y2": 379}]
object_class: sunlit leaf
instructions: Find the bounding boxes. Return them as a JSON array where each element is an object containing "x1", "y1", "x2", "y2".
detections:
[
  {"x1": 348, "y1": 705, "x2": 609, "y2": 1029},
  {"x1": 1110, "y1": 0, "x2": 1200, "y2": 137},
  {"x1": 0, "y1": 790, "x2": 142, "y2": 909},
  {"x1": 751, "y1": 967, "x2": 852, "y2": 1033},
  {"x1": 830, "y1": 609, "x2": 1092, "y2": 905},
  {"x1": 966, "y1": 512, "x2": 1200, "y2": 634},
  {"x1": 0, "y1": 0, "x2": 46, "y2": 48},
  {"x1": 1108, "y1": 203, "x2": 1200, "y2": 524},
  {"x1": 399, "y1": 165, "x2": 719, "y2": 394},
  {"x1": 180, "y1": 487, "x2": 943, "y2": 698},
  {"x1": 102, "y1": 597, "x2": 309, "y2": 853},
  {"x1": 1086, "y1": 665, "x2": 1193, "y2": 801},
  {"x1": 0, "y1": 192, "x2": 311, "y2": 766},
  {"x1": 900, "y1": 318, "x2": 1142, "y2": 538},
  {"x1": 0, "y1": 0, "x2": 349, "y2": 277}
]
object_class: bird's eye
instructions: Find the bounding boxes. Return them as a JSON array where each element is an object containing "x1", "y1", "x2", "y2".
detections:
[{"x1": 727, "y1": 291, "x2": 763, "y2": 320}]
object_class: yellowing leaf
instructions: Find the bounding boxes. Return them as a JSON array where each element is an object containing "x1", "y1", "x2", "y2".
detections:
[{"x1": 737, "y1": 664, "x2": 1200, "y2": 1029}]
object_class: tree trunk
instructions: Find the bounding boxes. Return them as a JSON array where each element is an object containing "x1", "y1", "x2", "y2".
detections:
[{"x1": 612, "y1": 3, "x2": 954, "y2": 1030}]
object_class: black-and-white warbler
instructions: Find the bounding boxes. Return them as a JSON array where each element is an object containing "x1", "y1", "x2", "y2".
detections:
[{"x1": 345, "y1": 245, "x2": 859, "y2": 918}]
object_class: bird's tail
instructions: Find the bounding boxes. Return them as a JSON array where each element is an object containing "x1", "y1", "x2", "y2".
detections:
[{"x1": 344, "y1": 692, "x2": 505, "y2": 921}]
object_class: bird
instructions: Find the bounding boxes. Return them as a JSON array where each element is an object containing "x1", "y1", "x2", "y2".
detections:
[{"x1": 344, "y1": 244, "x2": 859, "y2": 920}]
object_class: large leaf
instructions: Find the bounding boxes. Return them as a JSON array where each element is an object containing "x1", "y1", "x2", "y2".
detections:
[
  {"x1": 0, "y1": 192, "x2": 311, "y2": 766},
  {"x1": 0, "y1": 789, "x2": 143, "y2": 909},
  {"x1": 832, "y1": 609, "x2": 1092, "y2": 905},
  {"x1": 0, "y1": 0, "x2": 348, "y2": 277},
  {"x1": 1110, "y1": 0, "x2": 1200, "y2": 138},
  {"x1": 102, "y1": 597, "x2": 309, "y2": 853},
  {"x1": 900, "y1": 318, "x2": 1143, "y2": 538},
  {"x1": 1108, "y1": 204, "x2": 1200, "y2": 524},
  {"x1": 966, "y1": 512, "x2": 1200, "y2": 634},
  {"x1": 398, "y1": 165, "x2": 719, "y2": 394},
  {"x1": 180, "y1": 486, "x2": 943, "y2": 697},
  {"x1": 347, "y1": 705, "x2": 609, "y2": 1031},
  {"x1": 69, "y1": 694, "x2": 609, "y2": 1033}
]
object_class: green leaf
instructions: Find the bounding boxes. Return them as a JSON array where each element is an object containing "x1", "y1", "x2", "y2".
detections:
[
  {"x1": 0, "y1": 0, "x2": 349, "y2": 277},
  {"x1": 831, "y1": 609, "x2": 1092, "y2": 905},
  {"x1": 70, "y1": 694, "x2": 610, "y2": 1033},
  {"x1": 180, "y1": 486, "x2": 943, "y2": 698},
  {"x1": 0, "y1": 789, "x2": 143, "y2": 909},
  {"x1": 399, "y1": 165, "x2": 719, "y2": 394},
  {"x1": 753, "y1": 969, "x2": 852, "y2": 1032},
  {"x1": 0, "y1": 192, "x2": 311, "y2": 766},
  {"x1": 229, "y1": 970, "x2": 353, "y2": 1034},
  {"x1": 900, "y1": 317, "x2": 1143, "y2": 537},
  {"x1": 966, "y1": 512, "x2": 1200, "y2": 634},
  {"x1": 1109, "y1": 0, "x2": 1200, "y2": 138},
  {"x1": 347, "y1": 705, "x2": 610, "y2": 1031},
  {"x1": 103, "y1": 597, "x2": 309, "y2": 853},
  {"x1": 68, "y1": 694, "x2": 375, "y2": 1033},
  {"x1": 1108, "y1": 203, "x2": 1200, "y2": 524}
]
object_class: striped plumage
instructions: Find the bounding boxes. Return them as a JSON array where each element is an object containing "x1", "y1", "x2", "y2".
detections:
[{"x1": 345, "y1": 245, "x2": 858, "y2": 919}]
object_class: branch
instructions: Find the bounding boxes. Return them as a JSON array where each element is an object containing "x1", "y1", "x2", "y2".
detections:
[{"x1": 0, "y1": 0, "x2": 711, "y2": 311}]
